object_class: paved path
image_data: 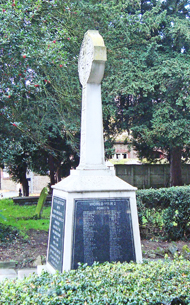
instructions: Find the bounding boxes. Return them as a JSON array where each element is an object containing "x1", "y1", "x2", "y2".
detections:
[
  {"x1": 0, "y1": 190, "x2": 18, "y2": 199},
  {"x1": 0, "y1": 268, "x2": 38, "y2": 282}
]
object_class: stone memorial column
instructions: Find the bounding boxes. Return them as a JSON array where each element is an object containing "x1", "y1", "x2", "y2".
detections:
[
  {"x1": 40, "y1": 30, "x2": 142, "y2": 275},
  {"x1": 77, "y1": 30, "x2": 107, "y2": 170}
]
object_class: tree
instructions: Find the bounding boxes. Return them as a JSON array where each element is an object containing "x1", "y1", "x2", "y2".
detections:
[
  {"x1": 0, "y1": 115, "x2": 32, "y2": 195},
  {"x1": 104, "y1": 0, "x2": 190, "y2": 186},
  {"x1": 0, "y1": 112, "x2": 79, "y2": 195},
  {"x1": 1, "y1": 0, "x2": 189, "y2": 188},
  {"x1": 0, "y1": 0, "x2": 123, "y2": 187},
  {"x1": 0, "y1": 0, "x2": 81, "y2": 192}
]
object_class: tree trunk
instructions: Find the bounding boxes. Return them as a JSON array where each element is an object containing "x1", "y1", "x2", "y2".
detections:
[
  {"x1": 21, "y1": 171, "x2": 29, "y2": 196},
  {"x1": 169, "y1": 147, "x2": 182, "y2": 186},
  {"x1": 56, "y1": 167, "x2": 62, "y2": 182},
  {"x1": 48, "y1": 154, "x2": 55, "y2": 193}
]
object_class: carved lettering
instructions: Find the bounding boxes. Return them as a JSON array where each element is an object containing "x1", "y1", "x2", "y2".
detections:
[
  {"x1": 72, "y1": 198, "x2": 136, "y2": 269},
  {"x1": 47, "y1": 197, "x2": 66, "y2": 272}
]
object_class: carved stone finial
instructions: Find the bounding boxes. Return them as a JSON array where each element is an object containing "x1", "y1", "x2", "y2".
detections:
[{"x1": 78, "y1": 30, "x2": 107, "y2": 86}]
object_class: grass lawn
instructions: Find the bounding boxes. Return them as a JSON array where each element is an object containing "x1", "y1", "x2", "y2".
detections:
[{"x1": 0, "y1": 198, "x2": 51, "y2": 236}]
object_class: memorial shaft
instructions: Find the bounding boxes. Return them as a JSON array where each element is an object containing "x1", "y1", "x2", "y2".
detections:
[
  {"x1": 44, "y1": 30, "x2": 142, "y2": 275},
  {"x1": 79, "y1": 83, "x2": 105, "y2": 168},
  {"x1": 78, "y1": 30, "x2": 107, "y2": 170}
]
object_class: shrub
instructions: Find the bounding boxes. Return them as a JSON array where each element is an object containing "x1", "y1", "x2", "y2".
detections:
[
  {"x1": 0, "y1": 260, "x2": 190, "y2": 304},
  {"x1": 0, "y1": 223, "x2": 19, "y2": 242},
  {"x1": 136, "y1": 186, "x2": 190, "y2": 240}
]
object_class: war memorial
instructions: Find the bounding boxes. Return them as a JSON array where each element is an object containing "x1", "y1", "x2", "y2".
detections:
[{"x1": 42, "y1": 30, "x2": 142, "y2": 273}]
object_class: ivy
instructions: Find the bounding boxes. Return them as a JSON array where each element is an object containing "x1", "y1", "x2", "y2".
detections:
[{"x1": 1, "y1": 260, "x2": 190, "y2": 304}]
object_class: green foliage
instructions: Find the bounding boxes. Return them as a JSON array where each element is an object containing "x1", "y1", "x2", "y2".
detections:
[
  {"x1": 1, "y1": 0, "x2": 190, "y2": 187},
  {"x1": 137, "y1": 186, "x2": 190, "y2": 240},
  {"x1": 1, "y1": 260, "x2": 190, "y2": 304},
  {"x1": 0, "y1": 0, "x2": 81, "y2": 188},
  {"x1": 0, "y1": 199, "x2": 50, "y2": 236},
  {"x1": 105, "y1": 0, "x2": 190, "y2": 186},
  {"x1": 0, "y1": 210, "x2": 6, "y2": 221},
  {"x1": 34, "y1": 187, "x2": 48, "y2": 219},
  {"x1": 182, "y1": 245, "x2": 190, "y2": 254},
  {"x1": 0, "y1": 223, "x2": 18, "y2": 242}
]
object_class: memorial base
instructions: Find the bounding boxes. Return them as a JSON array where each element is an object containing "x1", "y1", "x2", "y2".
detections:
[{"x1": 46, "y1": 168, "x2": 142, "y2": 273}]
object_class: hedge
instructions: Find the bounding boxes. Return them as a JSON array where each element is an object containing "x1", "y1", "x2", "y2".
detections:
[
  {"x1": 136, "y1": 186, "x2": 190, "y2": 240},
  {"x1": 1, "y1": 259, "x2": 190, "y2": 304}
]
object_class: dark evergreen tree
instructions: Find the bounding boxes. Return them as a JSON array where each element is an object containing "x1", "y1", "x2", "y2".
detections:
[{"x1": 1, "y1": 0, "x2": 190, "y2": 187}]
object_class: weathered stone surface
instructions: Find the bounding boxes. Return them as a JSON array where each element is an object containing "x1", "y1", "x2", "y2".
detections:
[
  {"x1": 0, "y1": 269, "x2": 17, "y2": 282},
  {"x1": 147, "y1": 251, "x2": 156, "y2": 259},
  {"x1": 33, "y1": 255, "x2": 42, "y2": 267},
  {"x1": 78, "y1": 30, "x2": 107, "y2": 86},
  {"x1": 18, "y1": 269, "x2": 37, "y2": 280},
  {"x1": 77, "y1": 30, "x2": 107, "y2": 170},
  {"x1": 168, "y1": 244, "x2": 178, "y2": 255},
  {"x1": 155, "y1": 247, "x2": 165, "y2": 257},
  {"x1": 0, "y1": 268, "x2": 17, "y2": 275},
  {"x1": 0, "y1": 261, "x2": 18, "y2": 268}
]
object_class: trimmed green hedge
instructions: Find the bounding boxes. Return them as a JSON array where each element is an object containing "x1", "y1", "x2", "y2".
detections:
[
  {"x1": 136, "y1": 186, "x2": 190, "y2": 240},
  {"x1": 1, "y1": 260, "x2": 190, "y2": 304}
]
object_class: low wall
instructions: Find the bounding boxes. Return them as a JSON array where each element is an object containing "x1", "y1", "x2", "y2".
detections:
[
  {"x1": 0, "y1": 172, "x2": 50, "y2": 194},
  {"x1": 13, "y1": 195, "x2": 52, "y2": 206},
  {"x1": 1, "y1": 178, "x2": 18, "y2": 192},
  {"x1": 115, "y1": 164, "x2": 190, "y2": 189}
]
